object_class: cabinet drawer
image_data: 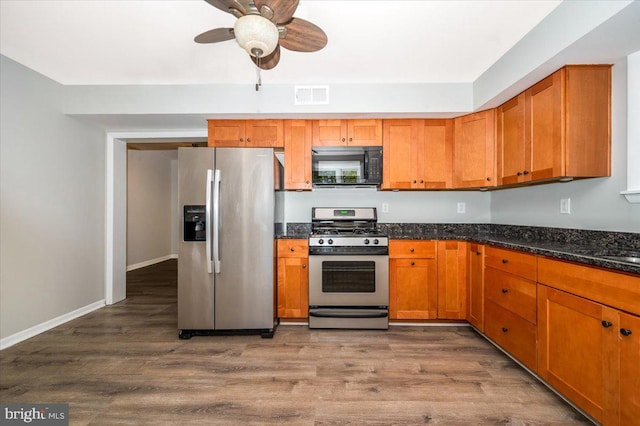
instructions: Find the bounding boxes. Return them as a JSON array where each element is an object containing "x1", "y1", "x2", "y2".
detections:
[
  {"x1": 485, "y1": 268, "x2": 537, "y2": 324},
  {"x1": 277, "y1": 239, "x2": 309, "y2": 258},
  {"x1": 538, "y1": 256, "x2": 640, "y2": 316},
  {"x1": 485, "y1": 246, "x2": 537, "y2": 281},
  {"x1": 389, "y1": 240, "x2": 436, "y2": 258},
  {"x1": 485, "y1": 299, "x2": 537, "y2": 371}
]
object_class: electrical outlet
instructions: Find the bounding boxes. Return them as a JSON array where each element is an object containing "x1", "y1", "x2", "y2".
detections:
[
  {"x1": 457, "y1": 202, "x2": 466, "y2": 214},
  {"x1": 560, "y1": 198, "x2": 571, "y2": 214},
  {"x1": 382, "y1": 202, "x2": 389, "y2": 213}
]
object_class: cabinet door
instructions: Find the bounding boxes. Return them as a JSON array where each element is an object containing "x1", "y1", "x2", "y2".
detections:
[
  {"x1": 497, "y1": 93, "x2": 528, "y2": 185},
  {"x1": 538, "y1": 285, "x2": 619, "y2": 424},
  {"x1": 420, "y1": 120, "x2": 453, "y2": 188},
  {"x1": 526, "y1": 70, "x2": 564, "y2": 180},
  {"x1": 277, "y1": 256, "x2": 309, "y2": 319},
  {"x1": 347, "y1": 119, "x2": 382, "y2": 146},
  {"x1": 312, "y1": 120, "x2": 347, "y2": 146},
  {"x1": 437, "y1": 240, "x2": 467, "y2": 319},
  {"x1": 467, "y1": 243, "x2": 484, "y2": 331},
  {"x1": 382, "y1": 120, "x2": 421, "y2": 189},
  {"x1": 283, "y1": 120, "x2": 312, "y2": 190},
  {"x1": 619, "y1": 312, "x2": 640, "y2": 426},
  {"x1": 453, "y1": 109, "x2": 496, "y2": 188},
  {"x1": 246, "y1": 120, "x2": 284, "y2": 147},
  {"x1": 208, "y1": 120, "x2": 245, "y2": 147},
  {"x1": 389, "y1": 258, "x2": 437, "y2": 319}
]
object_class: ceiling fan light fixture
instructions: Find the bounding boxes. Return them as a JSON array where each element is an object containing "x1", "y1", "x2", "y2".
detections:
[{"x1": 234, "y1": 15, "x2": 279, "y2": 58}]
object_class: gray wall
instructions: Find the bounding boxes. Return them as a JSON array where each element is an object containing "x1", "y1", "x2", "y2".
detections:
[
  {"x1": 126, "y1": 150, "x2": 178, "y2": 267},
  {"x1": 0, "y1": 56, "x2": 106, "y2": 340}
]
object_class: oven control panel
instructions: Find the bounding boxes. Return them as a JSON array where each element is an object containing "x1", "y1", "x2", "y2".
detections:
[{"x1": 309, "y1": 236, "x2": 389, "y2": 247}]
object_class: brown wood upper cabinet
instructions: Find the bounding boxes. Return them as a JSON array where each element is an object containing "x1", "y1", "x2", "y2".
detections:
[
  {"x1": 497, "y1": 65, "x2": 611, "y2": 185},
  {"x1": 283, "y1": 120, "x2": 312, "y2": 190},
  {"x1": 453, "y1": 109, "x2": 497, "y2": 189},
  {"x1": 382, "y1": 119, "x2": 453, "y2": 189},
  {"x1": 312, "y1": 119, "x2": 382, "y2": 146},
  {"x1": 208, "y1": 120, "x2": 284, "y2": 147}
]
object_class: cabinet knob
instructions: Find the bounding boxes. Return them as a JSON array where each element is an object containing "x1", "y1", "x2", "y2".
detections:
[
  {"x1": 502, "y1": 327, "x2": 508, "y2": 333},
  {"x1": 349, "y1": 137, "x2": 353, "y2": 142},
  {"x1": 501, "y1": 259, "x2": 508, "y2": 264},
  {"x1": 305, "y1": 180, "x2": 310, "y2": 184},
  {"x1": 620, "y1": 328, "x2": 632, "y2": 336},
  {"x1": 517, "y1": 171, "x2": 523, "y2": 176},
  {"x1": 411, "y1": 261, "x2": 415, "y2": 266},
  {"x1": 476, "y1": 251, "x2": 482, "y2": 256},
  {"x1": 290, "y1": 247, "x2": 295, "y2": 252},
  {"x1": 246, "y1": 137, "x2": 251, "y2": 142},
  {"x1": 410, "y1": 248, "x2": 415, "y2": 253},
  {"x1": 601, "y1": 320, "x2": 613, "y2": 328},
  {"x1": 420, "y1": 180, "x2": 424, "y2": 183},
  {"x1": 341, "y1": 138, "x2": 346, "y2": 142},
  {"x1": 486, "y1": 177, "x2": 492, "y2": 182},
  {"x1": 413, "y1": 180, "x2": 417, "y2": 183},
  {"x1": 302, "y1": 264, "x2": 306, "y2": 269},
  {"x1": 240, "y1": 137, "x2": 244, "y2": 142},
  {"x1": 501, "y1": 288, "x2": 509, "y2": 294},
  {"x1": 523, "y1": 170, "x2": 529, "y2": 175}
]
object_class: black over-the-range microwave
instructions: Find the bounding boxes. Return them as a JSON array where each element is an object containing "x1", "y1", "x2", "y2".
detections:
[{"x1": 311, "y1": 146, "x2": 382, "y2": 187}]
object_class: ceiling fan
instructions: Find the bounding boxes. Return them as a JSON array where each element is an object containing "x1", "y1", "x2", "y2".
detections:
[{"x1": 195, "y1": 0, "x2": 328, "y2": 70}]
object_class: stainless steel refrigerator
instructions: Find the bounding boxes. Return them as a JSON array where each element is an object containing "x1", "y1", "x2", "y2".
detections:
[{"x1": 177, "y1": 147, "x2": 280, "y2": 339}]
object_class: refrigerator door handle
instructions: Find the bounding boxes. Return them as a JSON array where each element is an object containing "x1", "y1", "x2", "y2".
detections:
[
  {"x1": 212, "y1": 169, "x2": 221, "y2": 274},
  {"x1": 205, "y1": 169, "x2": 214, "y2": 274}
]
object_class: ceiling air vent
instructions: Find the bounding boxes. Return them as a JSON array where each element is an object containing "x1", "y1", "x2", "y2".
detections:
[{"x1": 294, "y1": 85, "x2": 329, "y2": 105}]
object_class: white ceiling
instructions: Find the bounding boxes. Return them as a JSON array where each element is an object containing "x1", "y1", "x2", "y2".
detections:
[{"x1": 0, "y1": 0, "x2": 563, "y2": 86}]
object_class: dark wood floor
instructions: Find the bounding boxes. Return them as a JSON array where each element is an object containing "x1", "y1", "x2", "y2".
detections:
[{"x1": 0, "y1": 260, "x2": 590, "y2": 425}]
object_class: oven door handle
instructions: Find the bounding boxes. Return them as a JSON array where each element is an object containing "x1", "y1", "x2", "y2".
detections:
[{"x1": 309, "y1": 311, "x2": 389, "y2": 319}]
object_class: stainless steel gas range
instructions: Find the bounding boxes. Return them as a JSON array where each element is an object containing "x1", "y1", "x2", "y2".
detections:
[{"x1": 308, "y1": 207, "x2": 389, "y2": 329}]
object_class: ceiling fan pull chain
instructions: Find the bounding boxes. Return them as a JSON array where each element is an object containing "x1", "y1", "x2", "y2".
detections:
[{"x1": 255, "y1": 64, "x2": 262, "y2": 91}]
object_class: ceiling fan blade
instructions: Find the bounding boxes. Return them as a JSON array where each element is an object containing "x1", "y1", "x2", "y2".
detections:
[
  {"x1": 251, "y1": 45, "x2": 281, "y2": 70},
  {"x1": 203, "y1": 0, "x2": 240, "y2": 14},
  {"x1": 279, "y1": 18, "x2": 327, "y2": 52},
  {"x1": 255, "y1": 0, "x2": 299, "y2": 24},
  {"x1": 194, "y1": 28, "x2": 235, "y2": 44}
]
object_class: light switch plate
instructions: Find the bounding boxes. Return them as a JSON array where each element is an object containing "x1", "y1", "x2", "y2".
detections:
[
  {"x1": 382, "y1": 202, "x2": 389, "y2": 213},
  {"x1": 457, "y1": 202, "x2": 466, "y2": 214}
]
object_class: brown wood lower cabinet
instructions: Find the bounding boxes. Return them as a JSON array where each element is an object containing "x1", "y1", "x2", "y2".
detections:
[
  {"x1": 389, "y1": 240, "x2": 437, "y2": 319},
  {"x1": 538, "y1": 284, "x2": 640, "y2": 426},
  {"x1": 484, "y1": 299, "x2": 537, "y2": 370},
  {"x1": 467, "y1": 243, "x2": 484, "y2": 331},
  {"x1": 276, "y1": 239, "x2": 309, "y2": 320},
  {"x1": 437, "y1": 240, "x2": 467, "y2": 319}
]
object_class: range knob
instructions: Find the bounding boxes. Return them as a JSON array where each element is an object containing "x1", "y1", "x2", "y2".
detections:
[
  {"x1": 328, "y1": 239, "x2": 334, "y2": 245},
  {"x1": 364, "y1": 239, "x2": 370, "y2": 245},
  {"x1": 373, "y1": 239, "x2": 379, "y2": 245},
  {"x1": 318, "y1": 239, "x2": 324, "y2": 244}
]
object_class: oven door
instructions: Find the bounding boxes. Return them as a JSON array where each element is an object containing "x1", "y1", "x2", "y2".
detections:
[{"x1": 308, "y1": 254, "x2": 389, "y2": 307}]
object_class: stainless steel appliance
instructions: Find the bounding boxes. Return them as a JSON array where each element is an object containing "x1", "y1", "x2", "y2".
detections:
[
  {"x1": 311, "y1": 146, "x2": 382, "y2": 187},
  {"x1": 178, "y1": 147, "x2": 281, "y2": 339},
  {"x1": 308, "y1": 207, "x2": 389, "y2": 329}
]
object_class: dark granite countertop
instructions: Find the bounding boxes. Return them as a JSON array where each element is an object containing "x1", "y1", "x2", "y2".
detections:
[{"x1": 278, "y1": 223, "x2": 640, "y2": 275}]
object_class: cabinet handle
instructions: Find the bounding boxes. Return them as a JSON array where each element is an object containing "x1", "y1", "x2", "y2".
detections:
[
  {"x1": 602, "y1": 320, "x2": 613, "y2": 328},
  {"x1": 411, "y1": 261, "x2": 415, "y2": 266},
  {"x1": 413, "y1": 180, "x2": 417, "y2": 183},
  {"x1": 476, "y1": 251, "x2": 482, "y2": 256},
  {"x1": 305, "y1": 180, "x2": 310, "y2": 184},
  {"x1": 240, "y1": 137, "x2": 244, "y2": 142},
  {"x1": 502, "y1": 327, "x2": 508, "y2": 333},
  {"x1": 486, "y1": 177, "x2": 492, "y2": 182},
  {"x1": 620, "y1": 328, "x2": 632, "y2": 336},
  {"x1": 290, "y1": 247, "x2": 295, "y2": 252},
  {"x1": 410, "y1": 248, "x2": 415, "y2": 253},
  {"x1": 501, "y1": 259, "x2": 508, "y2": 264},
  {"x1": 246, "y1": 137, "x2": 251, "y2": 142},
  {"x1": 501, "y1": 288, "x2": 508, "y2": 294},
  {"x1": 517, "y1": 171, "x2": 523, "y2": 176},
  {"x1": 349, "y1": 137, "x2": 353, "y2": 142},
  {"x1": 341, "y1": 138, "x2": 346, "y2": 142},
  {"x1": 302, "y1": 264, "x2": 306, "y2": 269},
  {"x1": 420, "y1": 180, "x2": 424, "y2": 183},
  {"x1": 523, "y1": 170, "x2": 529, "y2": 175}
]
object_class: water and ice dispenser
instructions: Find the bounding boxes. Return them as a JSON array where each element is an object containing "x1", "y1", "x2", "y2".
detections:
[{"x1": 183, "y1": 205, "x2": 206, "y2": 242}]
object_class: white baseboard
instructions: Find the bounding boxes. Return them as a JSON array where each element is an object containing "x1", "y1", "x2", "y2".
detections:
[
  {"x1": 0, "y1": 299, "x2": 106, "y2": 350},
  {"x1": 126, "y1": 254, "x2": 178, "y2": 271}
]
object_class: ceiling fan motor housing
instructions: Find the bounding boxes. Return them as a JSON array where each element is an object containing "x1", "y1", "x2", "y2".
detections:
[{"x1": 234, "y1": 15, "x2": 279, "y2": 57}]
